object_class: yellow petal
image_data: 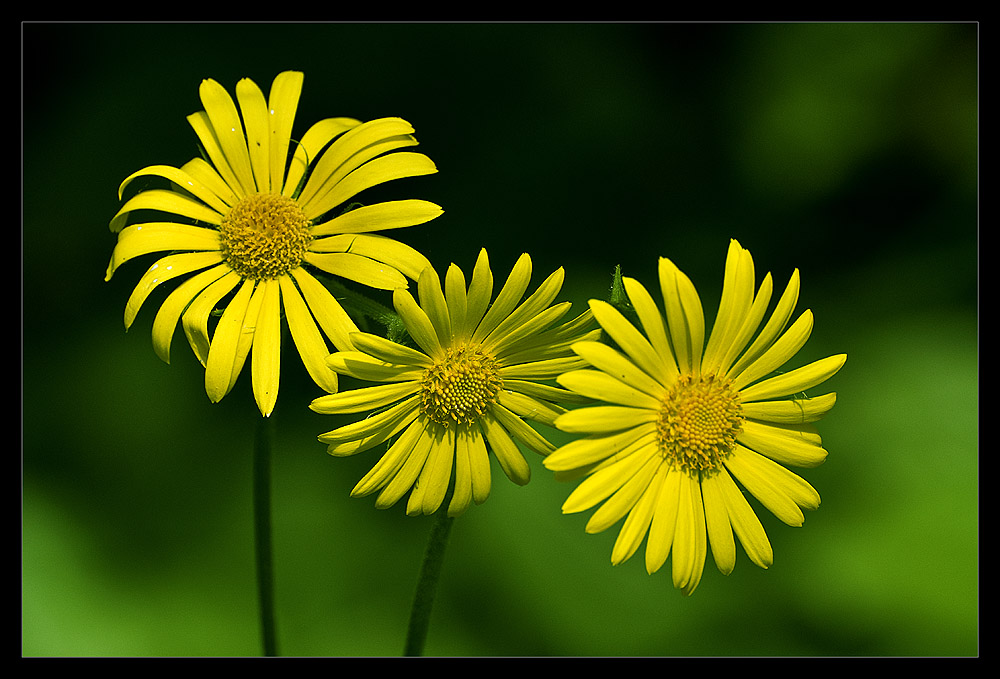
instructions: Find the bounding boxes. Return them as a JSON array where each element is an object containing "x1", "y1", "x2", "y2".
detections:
[
  {"x1": 179, "y1": 157, "x2": 239, "y2": 210},
  {"x1": 729, "y1": 443, "x2": 821, "y2": 513},
  {"x1": 561, "y1": 443, "x2": 654, "y2": 514},
  {"x1": 644, "y1": 468, "x2": 682, "y2": 574},
  {"x1": 586, "y1": 450, "x2": 659, "y2": 536},
  {"x1": 737, "y1": 419, "x2": 828, "y2": 468},
  {"x1": 589, "y1": 299, "x2": 675, "y2": 388},
  {"x1": 124, "y1": 251, "x2": 222, "y2": 330},
  {"x1": 544, "y1": 425, "x2": 654, "y2": 473},
  {"x1": 444, "y1": 263, "x2": 468, "y2": 344},
  {"x1": 310, "y1": 199, "x2": 443, "y2": 237},
  {"x1": 727, "y1": 269, "x2": 800, "y2": 380},
  {"x1": 186, "y1": 111, "x2": 244, "y2": 201},
  {"x1": 482, "y1": 266, "x2": 564, "y2": 349},
  {"x1": 149, "y1": 264, "x2": 229, "y2": 364},
  {"x1": 350, "y1": 419, "x2": 421, "y2": 497},
  {"x1": 180, "y1": 269, "x2": 241, "y2": 366},
  {"x1": 557, "y1": 369, "x2": 663, "y2": 410},
  {"x1": 204, "y1": 279, "x2": 257, "y2": 403},
  {"x1": 496, "y1": 389, "x2": 566, "y2": 427},
  {"x1": 325, "y1": 405, "x2": 420, "y2": 458},
  {"x1": 302, "y1": 151, "x2": 437, "y2": 222},
  {"x1": 225, "y1": 278, "x2": 266, "y2": 397},
  {"x1": 310, "y1": 381, "x2": 420, "y2": 415},
  {"x1": 497, "y1": 356, "x2": 589, "y2": 381},
  {"x1": 304, "y1": 251, "x2": 408, "y2": 290},
  {"x1": 570, "y1": 340, "x2": 665, "y2": 400},
  {"x1": 480, "y1": 413, "x2": 531, "y2": 486},
  {"x1": 352, "y1": 418, "x2": 424, "y2": 497},
  {"x1": 672, "y1": 474, "x2": 707, "y2": 595},
  {"x1": 106, "y1": 222, "x2": 220, "y2": 281},
  {"x1": 393, "y1": 288, "x2": 444, "y2": 359},
  {"x1": 555, "y1": 405, "x2": 657, "y2": 435},
  {"x1": 449, "y1": 424, "x2": 474, "y2": 517},
  {"x1": 716, "y1": 465, "x2": 773, "y2": 569},
  {"x1": 702, "y1": 240, "x2": 755, "y2": 375},
  {"x1": 326, "y1": 351, "x2": 423, "y2": 383},
  {"x1": 700, "y1": 470, "x2": 736, "y2": 575},
  {"x1": 464, "y1": 249, "x2": 494, "y2": 337},
  {"x1": 489, "y1": 403, "x2": 555, "y2": 456},
  {"x1": 267, "y1": 71, "x2": 304, "y2": 194},
  {"x1": 282, "y1": 116, "x2": 362, "y2": 199},
  {"x1": 622, "y1": 276, "x2": 678, "y2": 377},
  {"x1": 417, "y1": 266, "x2": 451, "y2": 342},
  {"x1": 289, "y1": 268, "x2": 360, "y2": 351},
  {"x1": 350, "y1": 331, "x2": 434, "y2": 368},
  {"x1": 250, "y1": 279, "x2": 282, "y2": 416},
  {"x1": 738, "y1": 354, "x2": 847, "y2": 404},
  {"x1": 611, "y1": 463, "x2": 665, "y2": 566},
  {"x1": 487, "y1": 302, "x2": 571, "y2": 359},
  {"x1": 658, "y1": 257, "x2": 705, "y2": 376},
  {"x1": 418, "y1": 427, "x2": 455, "y2": 516},
  {"x1": 235, "y1": 77, "x2": 271, "y2": 193},
  {"x1": 732, "y1": 310, "x2": 814, "y2": 391},
  {"x1": 198, "y1": 77, "x2": 255, "y2": 196},
  {"x1": 741, "y1": 392, "x2": 838, "y2": 424},
  {"x1": 465, "y1": 422, "x2": 492, "y2": 506},
  {"x1": 318, "y1": 394, "x2": 421, "y2": 444},
  {"x1": 297, "y1": 117, "x2": 418, "y2": 208},
  {"x1": 472, "y1": 253, "x2": 532, "y2": 343},
  {"x1": 501, "y1": 379, "x2": 590, "y2": 406},
  {"x1": 311, "y1": 233, "x2": 431, "y2": 281},
  {"x1": 115, "y1": 164, "x2": 231, "y2": 220},
  {"x1": 110, "y1": 188, "x2": 224, "y2": 233},
  {"x1": 375, "y1": 423, "x2": 434, "y2": 509},
  {"x1": 278, "y1": 275, "x2": 339, "y2": 394},
  {"x1": 715, "y1": 273, "x2": 773, "y2": 377}
]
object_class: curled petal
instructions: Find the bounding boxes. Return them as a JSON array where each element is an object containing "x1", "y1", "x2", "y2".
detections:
[
  {"x1": 106, "y1": 222, "x2": 220, "y2": 281},
  {"x1": 111, "y1": 188, "x2": 224, "y2": 233},
  {"x1": 123, "y1": 251, "x2": 222, "y2": 330},
  {"x1": 114, "y1": 164, "x2": 231, "y2": 220}
]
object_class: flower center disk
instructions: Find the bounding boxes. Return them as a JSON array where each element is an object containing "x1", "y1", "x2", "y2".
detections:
[
  {"x1": 218, "y1": 193, "x2": 312, "y2": 280},
  {"x1": 656, "y1": 374, "x2": 744, "y2": 476},
  {"x1": 420, "y1": 345, "x2": 503, "y2": 427}
]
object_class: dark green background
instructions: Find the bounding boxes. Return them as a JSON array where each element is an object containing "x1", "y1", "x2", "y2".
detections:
[{"x1": 22, "y1": 22, "x2": 978, "y2": 657}]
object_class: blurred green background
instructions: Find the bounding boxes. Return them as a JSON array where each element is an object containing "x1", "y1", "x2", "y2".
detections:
[{"x1": 22, "y1": 22, "x2": 977, "y2": 657}]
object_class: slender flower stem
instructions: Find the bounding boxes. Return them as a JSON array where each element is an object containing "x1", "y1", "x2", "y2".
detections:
[
  {"x1": 403, "y1": 507, "x2": 455, "y2": 657},
  {"x1": 254, "y1": 415, "x2": 278, "y2": 657}
]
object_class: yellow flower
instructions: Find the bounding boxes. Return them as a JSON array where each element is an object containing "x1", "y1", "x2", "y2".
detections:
[
  {"x1": 105, "y1": 71, "x2": 442, "y2": 416},
  {"x1": 311, "y1": 249, "x2": 598, "y2": 517},
  {"x1": 544, "y1": 240, "x2": 846, "y2": 595}
]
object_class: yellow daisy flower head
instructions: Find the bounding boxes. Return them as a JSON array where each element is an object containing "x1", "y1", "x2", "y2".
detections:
[
  {"x1": 310, "y1": 249, "x2": 599, "y2": 518},
  {"x1": 105, "y1": 71, "x2": 443, "y2": 417},
  {"x1": 544, "y1": 239, "x2": 847, "y2": 595}
]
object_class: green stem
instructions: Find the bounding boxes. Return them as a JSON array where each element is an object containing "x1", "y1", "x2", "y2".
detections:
[
  {"x1": 403, "y1": 508, "x2": 455, "y2": 657},
  {"x1": 254, "y1": 415, "x2": 278, "y2": 657}
]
